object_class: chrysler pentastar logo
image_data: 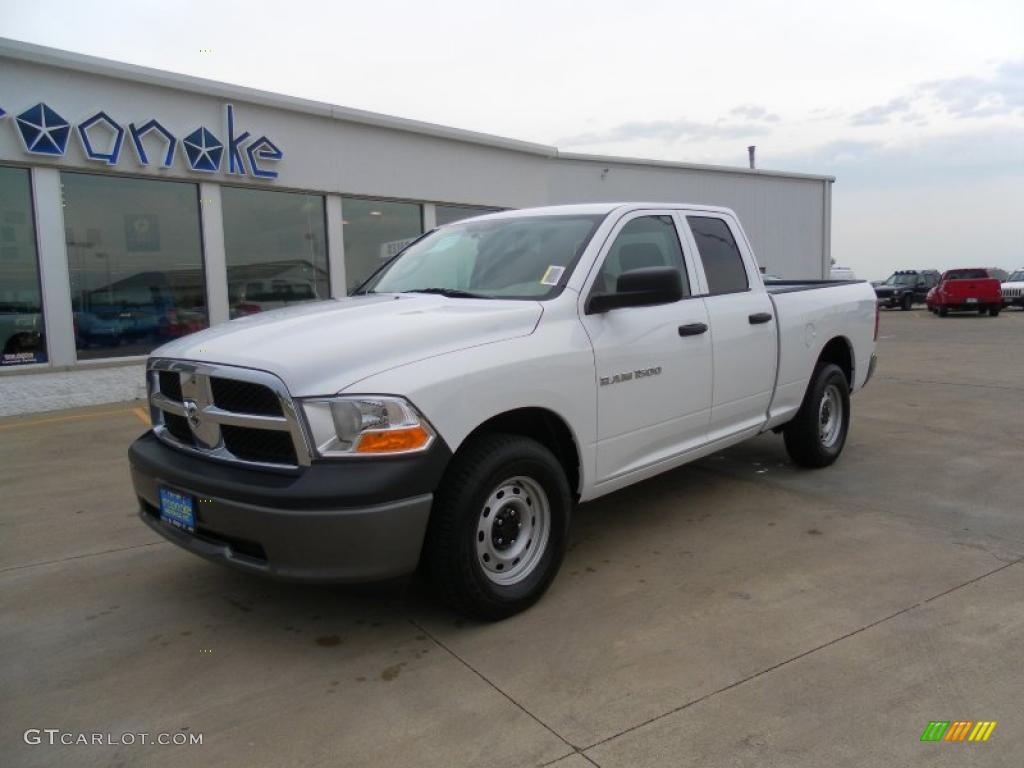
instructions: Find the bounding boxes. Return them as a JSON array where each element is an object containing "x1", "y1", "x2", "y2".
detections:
[
  {"x1": 15, "y1": 103, "x2": 71, "y2": 155},
  {"x1": 183, "y1": 399, "x2": 201, "y2": 430},
  {"x1": 182, "y1": 127, "x2": 223, "y2": 172}
]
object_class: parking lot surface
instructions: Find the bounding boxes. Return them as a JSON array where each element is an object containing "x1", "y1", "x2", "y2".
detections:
[{"x1": 3, "y1": 309, "x2": 1023, "y2": 767}]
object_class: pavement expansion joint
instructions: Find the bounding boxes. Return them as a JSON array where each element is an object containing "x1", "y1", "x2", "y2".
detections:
[
  {"x1": 0, "y1": 540, "x2": 167, "y2": 576},
  {"x1": 577, "y1": 557, "x2": 1023, "y2": 753}
]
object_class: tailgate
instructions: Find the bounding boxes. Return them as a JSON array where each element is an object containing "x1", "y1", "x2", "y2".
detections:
[
  {"x1": 945, "y1": 279, "x2": 1000, "y2": 299},
  {"x1": 767, "y1": 280, "x2": 877, "y2": 419}
]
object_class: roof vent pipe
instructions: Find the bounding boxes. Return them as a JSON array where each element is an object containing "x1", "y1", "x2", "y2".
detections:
[{"x1": 748, "y1": 145, "x2": 756, "y2": 169}]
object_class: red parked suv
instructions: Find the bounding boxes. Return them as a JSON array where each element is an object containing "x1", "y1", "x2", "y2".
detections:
[{"x1": 926, "y1": 269, "x2": 1003, "y2": 317}]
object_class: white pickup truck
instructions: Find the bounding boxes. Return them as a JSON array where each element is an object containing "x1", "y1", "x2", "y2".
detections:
[{"x1": 130, "y1": 203, "x2": 878, "y2": 619}]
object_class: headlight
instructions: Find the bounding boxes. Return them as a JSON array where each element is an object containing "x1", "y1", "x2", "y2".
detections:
[{"x1": 300, "y1": 396, "x2": 434, "y2": 457}]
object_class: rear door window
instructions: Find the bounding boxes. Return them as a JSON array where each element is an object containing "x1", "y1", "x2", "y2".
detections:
[{"x1": 687, "y1": 217, "x2": 749, "y2": 294}]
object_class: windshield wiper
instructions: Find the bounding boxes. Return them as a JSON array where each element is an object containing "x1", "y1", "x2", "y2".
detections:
[{"x1": 401, "y1": 288, "x2": 492, "y2": 299}]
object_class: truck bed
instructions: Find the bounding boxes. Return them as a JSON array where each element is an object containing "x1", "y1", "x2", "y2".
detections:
[
  {"x1": 763, "y1": 279, "x2": 878, "y2": 429},
  {"x1": 764, "y1": 279, "x2": 864, "y2": 294}
]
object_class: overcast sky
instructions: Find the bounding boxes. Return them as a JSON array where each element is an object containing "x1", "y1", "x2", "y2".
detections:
[{"x1": 4, "y1": 0, "x2": 1022, "y2": 278}]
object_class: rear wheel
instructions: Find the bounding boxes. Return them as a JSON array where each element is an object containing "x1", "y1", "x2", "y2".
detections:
[
  {"x1": 938, "y1": 306, "x2": 949, "y2": 317},
  {"x1": 424, "y1": 433, "x2": 571, "y2": 620},
  {"x1": 989, "y1": 306, "x2": 1001, "y2": 317},
  {"x1": 978, "y1": 307, "x2": 987, "y2": 315},
  {"x1": 783, "y1": 363, "x2": 850, "y2": 468}
]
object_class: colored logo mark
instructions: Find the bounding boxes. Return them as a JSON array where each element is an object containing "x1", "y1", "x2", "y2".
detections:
[
  {"x1": 921, "y1": 720, "x2": 997, "y2": 742},
  {"x1": 182, "y1": 126, "x2": 223, "y2": 172},
  {"x1": 15, "y1": 102, "x2": 71, "y2": 155}
]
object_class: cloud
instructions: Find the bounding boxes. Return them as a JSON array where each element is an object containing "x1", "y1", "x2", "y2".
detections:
[
  {"x1": 850, "y1": 96, "x2": 912, "y2": 126},
  {"x1": 558, "y1": 118, "x2": 770, "y2": 147},
  {"x1": 923, "y1": 58, "x2": 1024, "y2": 118},
  {"x1": 768, "y1": 126, "x2": 1024, "y2": 185},
  {"x1": 730, "y1": 104, "x2": 781, "y2": 123},
  {"x1": 849, "y1": 58, "x2": 1024, "y2": 126}
]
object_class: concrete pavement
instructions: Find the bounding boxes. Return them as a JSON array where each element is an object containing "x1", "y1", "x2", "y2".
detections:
[{"x1": 2, "y1": 308, "x2": 1022, "y2": 767}]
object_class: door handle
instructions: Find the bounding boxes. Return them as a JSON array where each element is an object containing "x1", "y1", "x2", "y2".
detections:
[
  {"x1": 748, "y1": 312, "x2": 773, "y2": 324},
  {"x1": 678, "y1": 322, "x2": 708, "y2": 337}
]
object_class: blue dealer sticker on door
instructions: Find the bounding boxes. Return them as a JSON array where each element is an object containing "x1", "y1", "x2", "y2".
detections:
[{"x1": 159, "y1": 487, "x2": 195, "y2": 533}]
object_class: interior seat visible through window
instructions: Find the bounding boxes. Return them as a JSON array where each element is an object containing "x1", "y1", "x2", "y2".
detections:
[{"x1": 593, "y1": 215, "x2": 690, "y2": 297}]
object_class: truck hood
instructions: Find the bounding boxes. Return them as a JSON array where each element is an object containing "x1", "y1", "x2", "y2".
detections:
[{"x1": 152, "y1": 294, "x2": 543, "y2": 396}]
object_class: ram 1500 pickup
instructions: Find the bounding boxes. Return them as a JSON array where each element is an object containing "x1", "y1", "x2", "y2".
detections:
[{"x1": 129, "y1": 203, "x2": 879, "y2": 619}]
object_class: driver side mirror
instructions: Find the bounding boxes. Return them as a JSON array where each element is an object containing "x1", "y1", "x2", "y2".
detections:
[{"x1": 586, "y1": 267, "x2": 684, "y2": 314}]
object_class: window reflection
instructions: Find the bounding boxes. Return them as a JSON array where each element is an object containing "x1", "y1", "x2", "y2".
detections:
[
  {"x1": 0, "y1": 166, "x2": 46, "y2": 366},
  {"x1": 62, "y1": 172, "x2": 207, "y2": 360},
  {"x1": 341, "y1": 198, "x2": 422, "y2": 293},
  {"x1": 435, "y1": 204, "x2": 500, "y2": 226},
  {"x1": 222, "y1": 187, "x2": 329, "y2": 318}
]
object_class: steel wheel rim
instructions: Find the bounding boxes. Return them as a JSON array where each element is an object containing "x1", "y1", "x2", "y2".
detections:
[
  {"x1": 818, "y1": 384, "x2": 844, "y2": 448},
  {"x1": 475, "y1": 475, "x2": 550, "y2": 586}
]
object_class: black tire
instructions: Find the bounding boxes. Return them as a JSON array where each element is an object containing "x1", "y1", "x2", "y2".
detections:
[
  {"x1": 989, "y1": 306, "x2": 1000, "y2": 317},
  {"x1": 901, "y1": 294, "x2": 913, "y2": 311},
  {"x1": 424, "y1": 433, "x2": 571, "y2": 620},
  {"x1": 938, "y1": 306, "x2": 949, "y2": 317},
  {"x1": 978, "y1": 307, "x2": 987, "y2": 315},
  {"x1": 783, "y1": 363, "x2": 851, "y2": 468}
]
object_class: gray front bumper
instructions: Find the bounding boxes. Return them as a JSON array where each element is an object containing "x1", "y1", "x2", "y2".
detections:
[{"x1": 133, "y1": 465, "x2": 432, "y2": 583}]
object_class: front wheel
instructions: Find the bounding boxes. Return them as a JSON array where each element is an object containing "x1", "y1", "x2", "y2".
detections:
[
  {"x1": 783, "y1": 363, "x2": 851, "y2": 468},
  {"x1": 424, "y1": 433, "x2": 571, "y2": 620},
  {"x1": 901, "y1": 294, "x2": 913, "y2": 311}
]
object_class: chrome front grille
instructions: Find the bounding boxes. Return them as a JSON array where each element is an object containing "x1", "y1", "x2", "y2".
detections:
[
  {"x1": 147, "y1": 359, "x2": 311, "y2": 469},
  {"x1": 1002, "y1": 287, "x2": 1021, "y2": 298}
]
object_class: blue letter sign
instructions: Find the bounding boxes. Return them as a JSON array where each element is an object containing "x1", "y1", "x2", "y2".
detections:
[{"x1": 5, "y1": 101, "x2": 281, "y2": 178}]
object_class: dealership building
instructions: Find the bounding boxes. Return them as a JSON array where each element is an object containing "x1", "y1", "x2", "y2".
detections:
[{"x1": 0, "y1": 37, "x2": 834, "y2": 415}]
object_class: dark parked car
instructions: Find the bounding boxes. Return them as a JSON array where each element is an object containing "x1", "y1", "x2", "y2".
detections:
[{"x1": 873, "y1": 270, "x2": 940, "y2": 310}]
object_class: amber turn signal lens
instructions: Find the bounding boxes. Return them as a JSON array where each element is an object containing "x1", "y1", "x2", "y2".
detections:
[{"x1": 355, "y1": 426, "x2": 431, "y2": 453}]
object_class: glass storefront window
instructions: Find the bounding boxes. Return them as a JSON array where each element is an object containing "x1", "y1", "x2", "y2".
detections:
[
  {"x1": 435, "y1": 204, "x2": 500, "y2": 226},
  {"x1": 62, "y1": 172, "x2": 207, "y2": 360},
  {"x1": 0, "y1": 166, "x2": 46, "y2": 366},
  {"x1": 221, "y1": 187, "x2": 329, "y2": 318},
  {"x1": 341, "y1": 198, "x2": 422, "y2": 293}
]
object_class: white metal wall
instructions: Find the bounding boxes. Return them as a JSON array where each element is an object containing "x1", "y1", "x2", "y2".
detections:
[
  {"x1": 0, "y1": 39, "x2": 832, "y2": 387},
  {"x1": 546, "y1": 158, "x2": 830, "y2": 280}
]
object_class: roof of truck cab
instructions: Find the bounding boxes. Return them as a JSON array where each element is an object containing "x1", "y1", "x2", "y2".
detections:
[{"x1": 470, "y1": 202, "x2": 736, "y2": 220}]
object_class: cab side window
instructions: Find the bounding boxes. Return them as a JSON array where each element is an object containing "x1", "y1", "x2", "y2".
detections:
[
  {"x1": 688, "y1": 216, "x2": 749, "y2": 295},
  {"x1": 594, "y1": 215, "x2": 690, "y2": 297}
]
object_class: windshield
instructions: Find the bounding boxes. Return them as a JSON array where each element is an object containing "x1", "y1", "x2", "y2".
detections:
[
  {"x1": 360, "y1": 214, "x2": 605, "y2": 299},
  {"x1": 883, "y1": 273, "x2": 917, "y2": 285},
  {"x1": 944, "y1": 269, "x2": 989, "y2": 280},
  {"x1": 1008, "y1": 271, "x2": 1024, "y2": 282}
]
